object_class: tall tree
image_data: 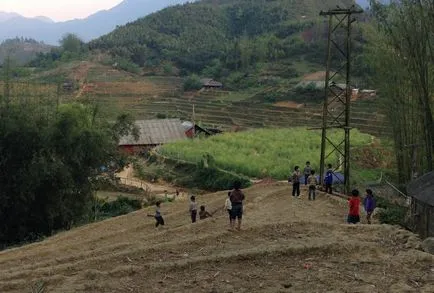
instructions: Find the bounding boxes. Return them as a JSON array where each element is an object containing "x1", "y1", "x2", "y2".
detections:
[{"x1": 368, "y1": 0, "x2": 434, "y2": 181}]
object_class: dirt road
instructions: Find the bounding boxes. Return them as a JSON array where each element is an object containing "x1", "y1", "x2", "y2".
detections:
[{"x1": 0, "y1": 183, "x2": 432, "y2": 292}]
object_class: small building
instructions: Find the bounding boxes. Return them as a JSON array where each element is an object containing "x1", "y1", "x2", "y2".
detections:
[
  {"x1": 408, "y1": 172, "x2": 434, "y2": 238},
  {"x1": 119, "y1": 119, "x2": 186, "y2": 154},
  {"x1": 62, "y1": 80, "x2": 74, "y2": 92},
  {"x1": 182, "y1": 121, "x2": 222, "y2": 138},
  {"x1": 201, "y1": 78, "x2": 223, "y2": 90}
]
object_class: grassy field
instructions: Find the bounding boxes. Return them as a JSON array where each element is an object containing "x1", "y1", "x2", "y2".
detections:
[{"x1": 160, "y1": 128, "x2": 372, "y2": 179}]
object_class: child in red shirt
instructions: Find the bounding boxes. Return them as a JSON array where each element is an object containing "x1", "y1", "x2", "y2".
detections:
[{"x1": 347, "y1": 189, "x2": 361, "y2": 224}]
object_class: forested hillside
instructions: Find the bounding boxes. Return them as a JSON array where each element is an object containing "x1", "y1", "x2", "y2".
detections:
[
  {"x1": 90, "y1": 0, "x2": 356, "y2": 75},
  {"x1": 0, "y1": 38, "x2": 52, "y2": 65}
]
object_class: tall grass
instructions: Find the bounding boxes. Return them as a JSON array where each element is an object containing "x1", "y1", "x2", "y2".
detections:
[{"x1": 160, "y1": 128, "x2": 372, "y2": 179}]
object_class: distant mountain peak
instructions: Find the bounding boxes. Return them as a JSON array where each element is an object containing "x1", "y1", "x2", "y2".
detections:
[
  {"x1": 0, "y1": 0, "x2": 193, "y2": 45},
  {"x1": 34, "y1": 16, "x2": 54, "y2": 23}
]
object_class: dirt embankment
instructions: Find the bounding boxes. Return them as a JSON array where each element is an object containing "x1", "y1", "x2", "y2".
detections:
[{"x1": 0, "y1": 183, "x2": 432, "y2": 292}]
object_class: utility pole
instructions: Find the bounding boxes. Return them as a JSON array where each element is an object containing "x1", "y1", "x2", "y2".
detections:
[{"x1": 319, "y1": 6, "x2": 363, "y2": 195}]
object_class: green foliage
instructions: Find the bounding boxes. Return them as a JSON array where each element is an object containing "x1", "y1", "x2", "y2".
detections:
[
  {"x1": 293, "y1": 83, "x2": 323, "y2": 103},
  {"x1": 135, "y1": 155, "x2": 250, "y2": 191},
  {"x1": 160, "y1": 128, "x2": 372, "y2": 179},
  {"x1": 94, "y1": 196, "x2": 142, "y2": 219},
  {"x1": 376, "y1": 197, "x2": 408, "y2": 226},
  {"x1": 0, "y1": 38, "x2": 51, "y2": 66},
  {"x1": 183, "y1": 74, "x2": 203, "y2": 91},
  {"x1": 367, "y1": 0, "x2": 434, "y2": 180},
  {"x1": 113, "y1": 57, "x2": 141, "y2": 74},
  {"x1": 89, "y1": 0, "x2": 354, "y2": 74},
  {"x1": 0, "y1": 100, "x2": 137, "y2": 248},
  {"x1": 60, "y1": 34, "x2": 84, "y2": 54},
  {"x1": 29, "y1": 34, "x2": 87, "y2": 69}
]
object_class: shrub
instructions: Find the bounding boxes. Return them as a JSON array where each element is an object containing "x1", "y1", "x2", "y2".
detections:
[
  {"x1": 378, "y1": 206, "x2": 408, "y2": 226},
  {"x1": 183, "y1": 74, "x2": 203, "y2": 91},
  {"x1": 94, "y1": 196, "x2": 142, "y2": 219},
  {"x1": 376, "y1": 196, "x2": 408, "y2": 226}
]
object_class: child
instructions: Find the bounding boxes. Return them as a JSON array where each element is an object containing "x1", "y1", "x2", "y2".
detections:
[
  {"x1": 224, "y1": 191, "x2": 232, "y2": 225},
  {"x1": 303, "y1": 161, "x2": 312, "y2": 185},
  {"x1": 307, "y1": 170, "x2": 318, "y2": 200},
  {"x1": 199, "y1": 205, "x2": 213, "y2": 220},
  {"x1": 347, "y1": 189, "x2": 361, "y2": 224},
  {"x1": 363, "y1": 189, "x2": 376, "y2": 224},
  {"x1": 189, "y1": 195, "x2": 198, "y2": 223},
  {"x1": 148, "y1": 201, "x2": 165, "y2": 228},
  {"x1": 324, "y1": 164, "x2": 333, "y2": 194},
  {"x1": 230, "y1": 180, "x2": 245, "y2": 231},
  {"x1": 292, "y1": 166, "x2": 301, "y2": 197}
]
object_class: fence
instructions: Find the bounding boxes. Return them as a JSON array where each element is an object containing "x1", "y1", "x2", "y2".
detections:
[
  {"x1": 117, "y1": 176, "x2": 150, "y2": 190},
  {"x1": 366, "y1": 172, "x2": 410, "y2": 207}
]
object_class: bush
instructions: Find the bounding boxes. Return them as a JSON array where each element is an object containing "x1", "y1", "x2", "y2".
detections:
[
  {"x1": 376, "y1": 196, "x2": 408, "y2": 226},
  {"x1": 378, "y1": 206, "x2": 408, "y2": 226},
  {"x1": 114, "y1": 57, "x2": 141, "y2": 74},
  {"x1": 95, "y1": 196, "x2": 142, "y2": 219},
  {"x1": 183, "y1": 74, "x2": 203, "y2": 91}
]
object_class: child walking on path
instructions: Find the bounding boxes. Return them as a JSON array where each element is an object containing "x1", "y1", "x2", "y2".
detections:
[
  {"x1": 148, "y1": 201, "x2": 165, "y2": 228},
  {"x1": 292, "y1": 166, "x2": 301, "y2": 197},
  {"x1": 363, "y1": 189, "x2": 376, "y2": 224},
  {"x1": 189, "y1": 196, "x2": 198, "y2": 223},
  {"x1": 229, "y1": 181, "x2": 245, "y2": 231},
  {"x1": 304, "y1": 161, "x2": 312, "y2": 185},
  {"x1": 347, "y1": 189, "x2": 361, "y2": 224},
  {"x1": 307, "y1": 170, "x2": 318, "y2": 200}
]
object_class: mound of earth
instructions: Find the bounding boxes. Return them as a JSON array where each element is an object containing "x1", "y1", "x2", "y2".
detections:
[{"x1": 0, "y1": 183, "x2": 432, "y2": 292}]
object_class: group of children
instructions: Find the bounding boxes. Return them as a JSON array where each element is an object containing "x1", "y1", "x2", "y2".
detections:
[
  {"x1": 348, "y1": 188, "x2": 377, "y2": 224},
  {"x1": 148, "y1": 181, "x2": 246, "y2": 230},
  {"x1": 189, "y1": 196, "x2": 213, "y2": 223},
  {"x1": 149, "y1": 165, "x2": 376, "y2": 229},
  {"x1": 290, "y1": 161, "x2": 335, "y2": 199},
  {"x1": 291, "y1": 161, "x2": 377, "y2": 224}
]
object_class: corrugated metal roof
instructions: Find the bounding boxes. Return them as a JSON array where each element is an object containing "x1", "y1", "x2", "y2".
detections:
[
  {"x1": 408, "y1": 172, "x2": 434, "y2": 206},
  {"x1": 119, "y1": 119, "x2": 186, "y2": 146}
]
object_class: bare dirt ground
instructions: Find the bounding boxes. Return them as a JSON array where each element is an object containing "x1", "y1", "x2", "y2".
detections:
[{"x1": 0, "y1": 183, "x2": 432, "y2": 293}]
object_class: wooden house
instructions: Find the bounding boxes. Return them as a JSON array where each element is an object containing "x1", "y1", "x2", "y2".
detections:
[
  {"x1": 408, "y1": 172, "x2": 434, "y2": 238},
  {"x1": 118, "y1": 119, "x2": 186, "y2": 154},
  {"x1": 201, "y1": 78, "x2": 223, "y2": 90}
]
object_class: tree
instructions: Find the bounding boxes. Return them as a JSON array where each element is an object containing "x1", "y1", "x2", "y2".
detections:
[
  {"x1": 368, "y1": 0, "x2": 434, "y2": 181},
  {"x1": 60, "y1": 33, "x2": 83, "y2": 54},
  {"x1": 0, "y1": 100, "x2": 136, "y2": 247}
]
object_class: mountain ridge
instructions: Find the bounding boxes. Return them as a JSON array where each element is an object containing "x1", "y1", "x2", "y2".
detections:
[{"x1": 0, "y1": 0, "x2": 194, "y2": 45}]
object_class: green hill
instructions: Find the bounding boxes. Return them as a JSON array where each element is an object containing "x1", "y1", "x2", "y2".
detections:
[
  {"x1": 0, "y1": 38, "x2": 52, "y2": 66},
  {"x1": 89, "y1": 0, "x2": 356, "y2": 76}
]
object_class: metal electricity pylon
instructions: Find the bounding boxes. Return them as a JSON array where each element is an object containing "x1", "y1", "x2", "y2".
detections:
[{"x1": 319, "y1": 6, "x2": 363, "y2": 195}]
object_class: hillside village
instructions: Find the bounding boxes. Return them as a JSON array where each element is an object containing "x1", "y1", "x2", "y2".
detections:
[{"x1": 0, "y1": 0, "x2": 433, "y2": 292}]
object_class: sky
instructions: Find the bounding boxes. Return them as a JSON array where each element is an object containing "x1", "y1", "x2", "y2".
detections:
[{"x1": 0, "y1": 0, "x2": 124, "y2": 22}]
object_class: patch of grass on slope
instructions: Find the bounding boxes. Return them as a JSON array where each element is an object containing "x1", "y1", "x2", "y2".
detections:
[{"x1": 160, "y1": 128, "x2": 372, "y2": 179}]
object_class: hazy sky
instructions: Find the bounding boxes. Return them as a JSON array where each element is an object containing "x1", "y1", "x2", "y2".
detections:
[{"x1": 0, "y1": 0, "x2": 124, "y2": 22}]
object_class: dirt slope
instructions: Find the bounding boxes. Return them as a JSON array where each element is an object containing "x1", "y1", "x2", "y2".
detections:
[{"x1": 0, "y1": 183, "x2": 432, "y2": 293}]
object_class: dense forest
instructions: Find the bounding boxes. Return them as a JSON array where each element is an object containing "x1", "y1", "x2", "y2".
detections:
[{"x1": 89, "y1": 0, "x2": 356, "y2": 75}]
